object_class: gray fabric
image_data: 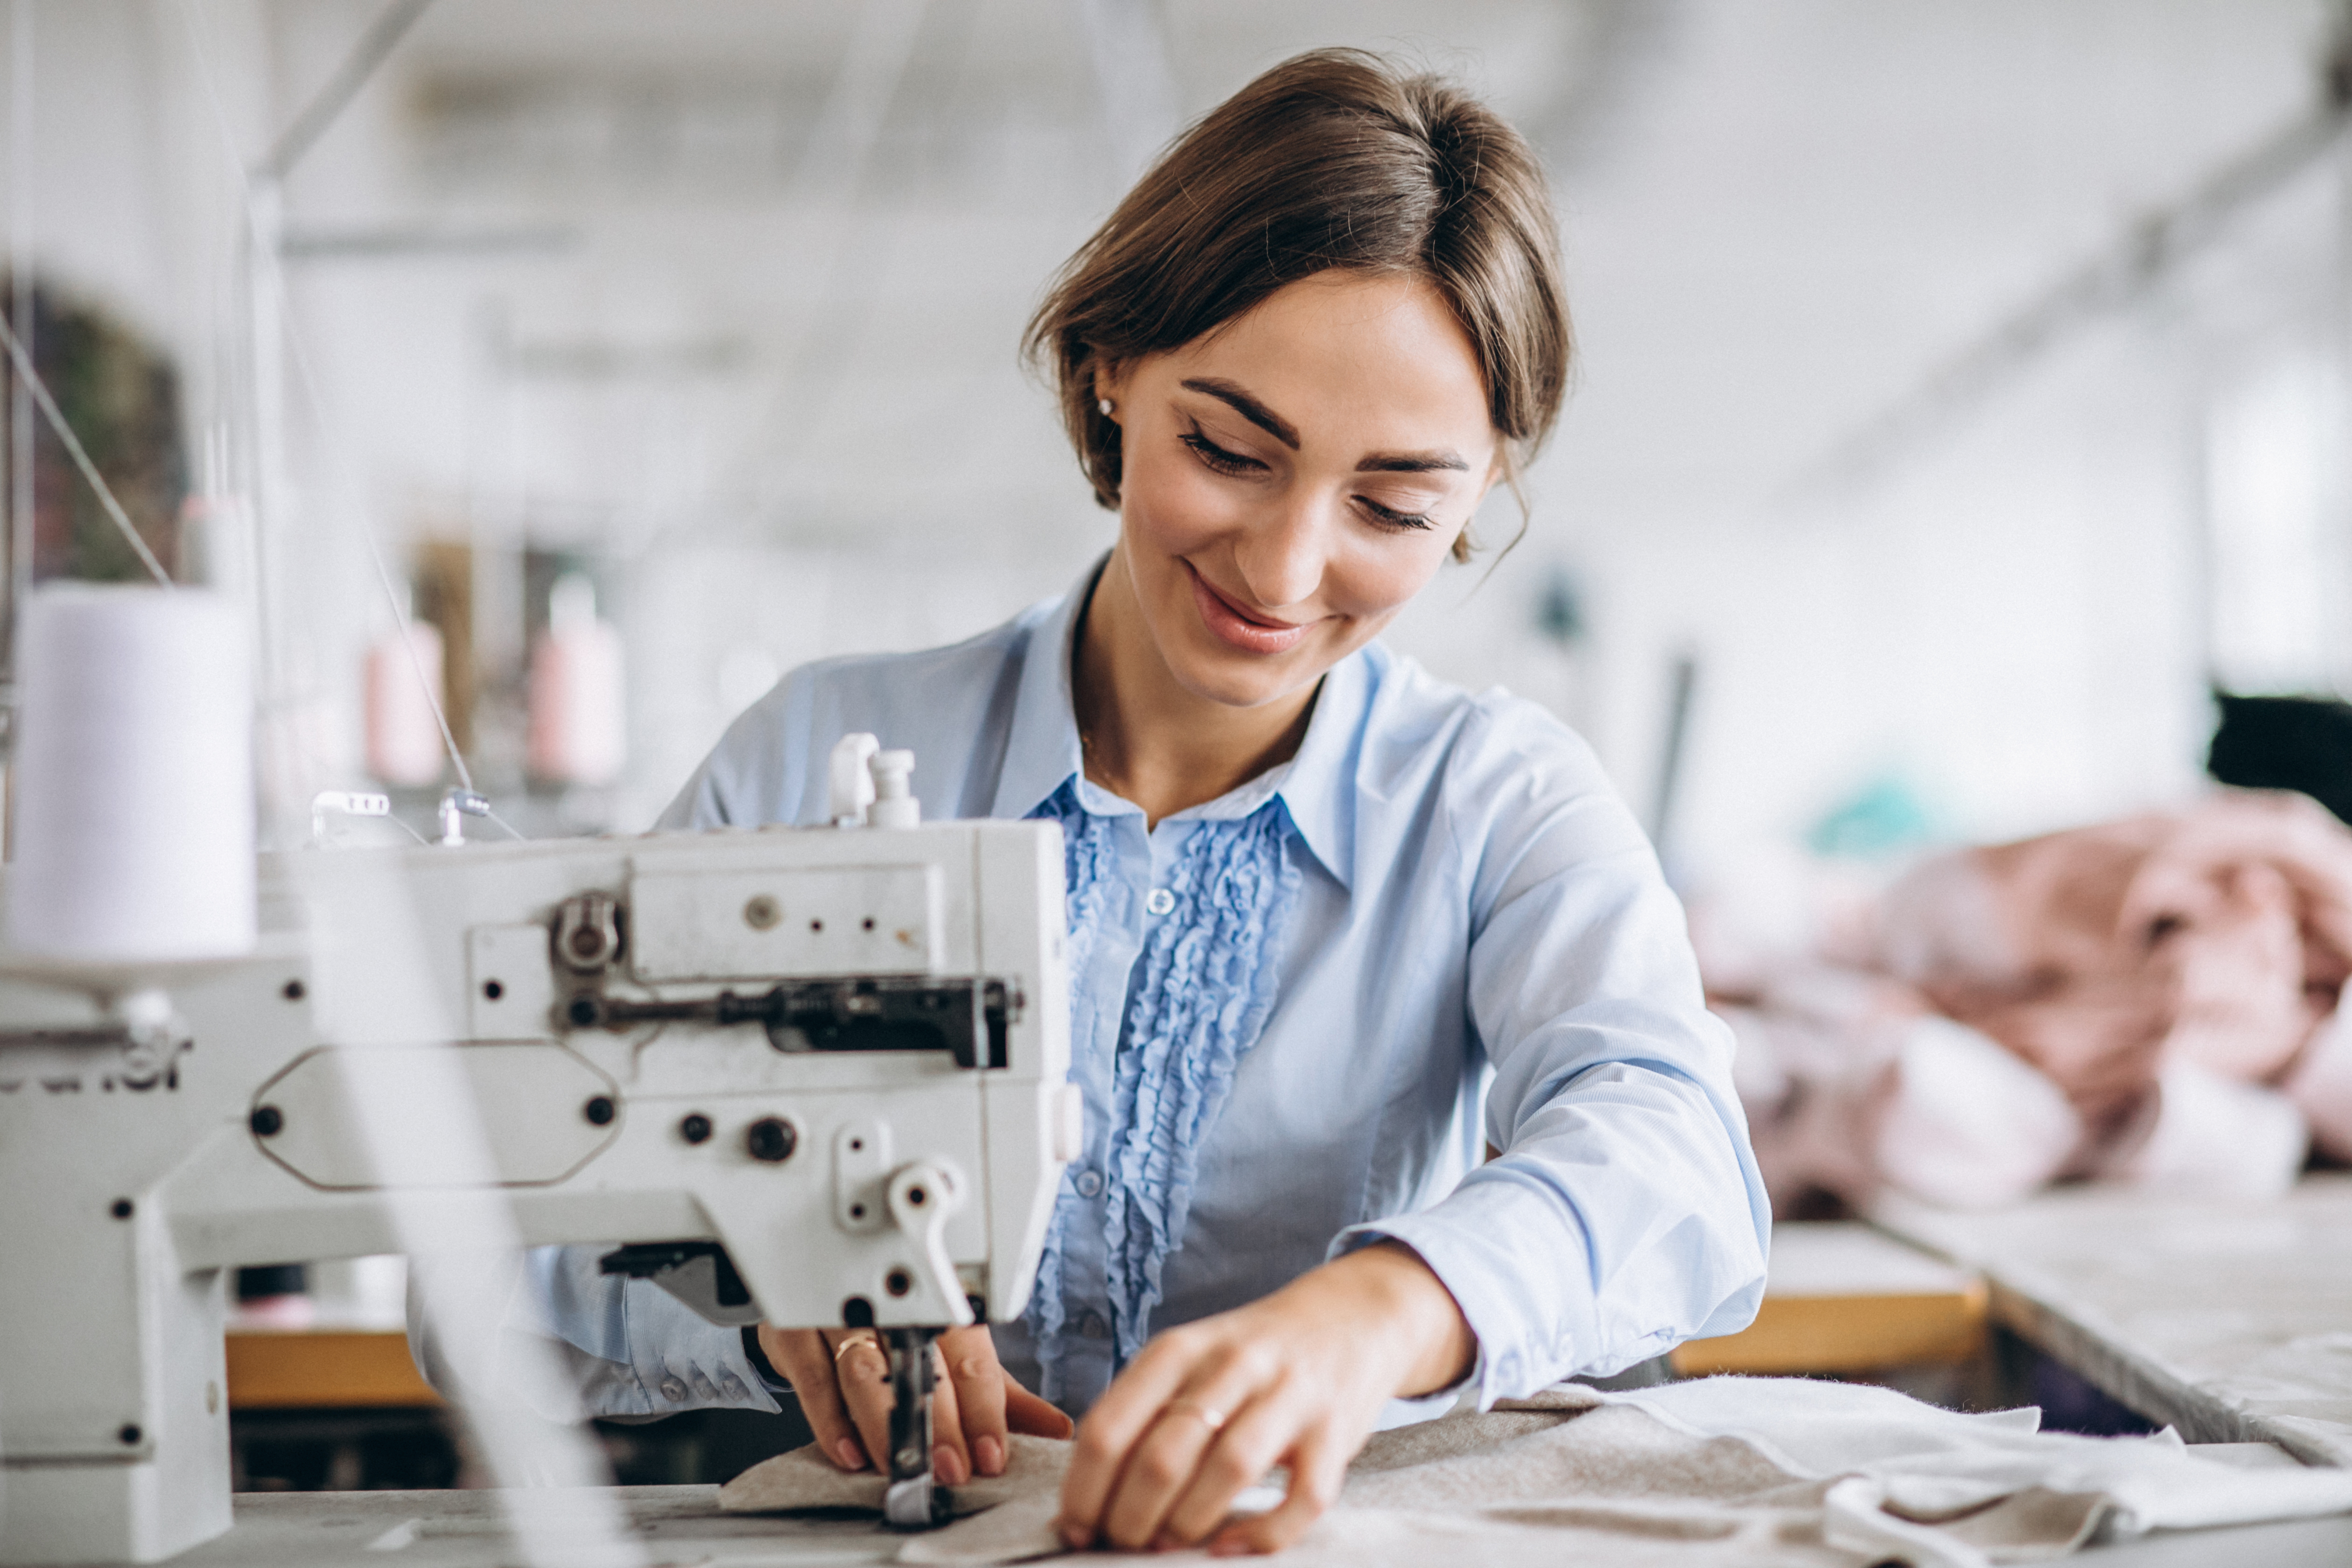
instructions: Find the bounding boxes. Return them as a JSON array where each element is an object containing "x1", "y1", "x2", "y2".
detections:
[{"x1": 714, "y1": 1377, "x2": 2352, "y2": 1567}]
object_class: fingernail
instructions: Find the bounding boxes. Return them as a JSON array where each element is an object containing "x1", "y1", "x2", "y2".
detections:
[
  {"x1": 833, "y1": 1438, "x2": 866, "y2": 1471},
  {"x1": 974, "y1": 1435, "x2": 1005, "y2": 1476},
  {"x1": 932, "y1": 1443, "x2": 965, "y2": 1485}
]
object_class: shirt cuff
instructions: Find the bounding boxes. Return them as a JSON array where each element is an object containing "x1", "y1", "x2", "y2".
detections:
[
  {"x1": 741, "y1": 1325, "x2": 793, "y2": 1394},
  {"x1": 1327, "y1": 1228, "x2": 1498, "y2": 1417},
  {"x1": 1331, "y1": 1178, "x2": 1594, "y2": 1408}
]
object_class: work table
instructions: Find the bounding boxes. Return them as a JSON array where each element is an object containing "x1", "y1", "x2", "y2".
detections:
[
  {"x1": 143, "y1": 1478, "x2": 2352, "y2": 1567},
  {"x1": 1875, "y1": 1171, "x2": 2352, "y2": 1466},
  {"x1": 83, "y1": 1179, "x2": 2352, "y2": 1566}
]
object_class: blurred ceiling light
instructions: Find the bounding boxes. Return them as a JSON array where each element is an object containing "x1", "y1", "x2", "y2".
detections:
[{"x1": 280, "y1": 223, "x2": 581, "y2": 261}]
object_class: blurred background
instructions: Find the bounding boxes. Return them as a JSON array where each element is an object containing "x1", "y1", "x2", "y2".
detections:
[
  {"x1": 11, "y1": 0, "x2": 2352, "y2": 1492},
  {"x1": 9, "y1": 0, "x2": 2345, "y2": 866}
]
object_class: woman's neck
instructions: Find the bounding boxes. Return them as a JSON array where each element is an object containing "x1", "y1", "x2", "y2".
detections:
[{"x1": 1072, "y1": 549, "x2": 1319, "y2": 829}]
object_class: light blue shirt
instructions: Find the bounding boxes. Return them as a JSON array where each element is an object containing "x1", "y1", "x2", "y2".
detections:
[{"x1": 502, "y1": 565, "x2": 1767, "y2": 1423}]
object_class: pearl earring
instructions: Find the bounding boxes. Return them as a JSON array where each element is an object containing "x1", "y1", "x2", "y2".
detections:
[{"x1": 1098, "y1": 398, "x2": 1114, "y2": 416}]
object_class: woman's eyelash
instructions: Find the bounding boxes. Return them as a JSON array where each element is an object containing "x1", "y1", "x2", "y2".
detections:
[
  {"x1": 1179, "y1": 430, "x2": 1260, "y2": 475},
  {"x1": 1358, "y1": 497, "x2": 1435, "y2": 531},
  {"x1": 1180, "y1": 424, "x2": 1433, "y2": 530}
]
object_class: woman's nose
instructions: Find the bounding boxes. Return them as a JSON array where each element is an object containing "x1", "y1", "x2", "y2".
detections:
[{"x1": 1231, "y1": 495, "x2": 1329, "y2": 610}]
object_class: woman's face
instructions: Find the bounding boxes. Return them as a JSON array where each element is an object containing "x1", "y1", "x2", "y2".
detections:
[{"x1": 1099, "y1": 271, "x2": 1501, "y2": 711}]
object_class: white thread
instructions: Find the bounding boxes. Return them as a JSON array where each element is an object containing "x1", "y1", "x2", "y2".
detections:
[{"x1": 7, "y1": 586, "x2": 254, "y2": 960}]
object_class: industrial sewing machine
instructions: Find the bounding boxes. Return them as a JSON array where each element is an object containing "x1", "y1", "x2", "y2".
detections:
[{"x1": 0, "y1": 739, "x2": 1078, "y2": 1564}]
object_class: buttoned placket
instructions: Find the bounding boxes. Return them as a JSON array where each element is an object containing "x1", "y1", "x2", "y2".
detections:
[
  {"x1": 1044, "y1": 784, "x2": 1151, "y2": 1407},
  {"x1": 1033, "y1": 728, "x2": 1299, "y2": 1400}
]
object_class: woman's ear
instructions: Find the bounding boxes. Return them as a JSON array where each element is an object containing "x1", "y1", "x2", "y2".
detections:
[{"x1": 1092, "y1": 360, "x2": 1128, "y2": 422}]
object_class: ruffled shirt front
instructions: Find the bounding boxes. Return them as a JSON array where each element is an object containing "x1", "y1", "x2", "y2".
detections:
[{"x1": 1025, "y1": 778, "x2": 1303, "y2": 1391}]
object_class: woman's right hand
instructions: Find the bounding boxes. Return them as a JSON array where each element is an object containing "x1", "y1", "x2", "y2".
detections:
[{"x1": 759, "y1": 1323, "x2": 1073, "y2": 1484}]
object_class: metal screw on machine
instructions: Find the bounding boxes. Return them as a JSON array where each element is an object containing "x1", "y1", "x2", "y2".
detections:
[
  {"x1": 746, "y1": 1117, "x2": 797, "y2": 1162},
  {"x1": 583, "y1": 1096, "x2": 616, "y2": 1126},
  {"x1": 249, "y1": 1106, "x2": 283, "y2": 1138},
  {"x1": 679, "y1": 1113, "x2": 713, "y2": 1144},
  {"x1": 743, "y1": 894, "x2": 780, "y2": 930}
]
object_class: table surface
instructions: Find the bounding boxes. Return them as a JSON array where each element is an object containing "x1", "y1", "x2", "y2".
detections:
[
  {"x1": 1673, "y1": 1218, "x2": 1989, "y2": 1375},
  {"x1": 1874, "y1": 1172, "x2": 2352, "y2": 1466},
  {"x1": 143, "y1": 1482, "x2": 2350, "y2": 1568},
  {"x1": 225, "y1": 1328, "x2": 442, "y2": 1409}
]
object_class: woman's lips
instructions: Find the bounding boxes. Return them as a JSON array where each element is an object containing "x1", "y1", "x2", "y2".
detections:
[{"x1": 1186, "y1": 564, "x2": 1312, "y2": 655}]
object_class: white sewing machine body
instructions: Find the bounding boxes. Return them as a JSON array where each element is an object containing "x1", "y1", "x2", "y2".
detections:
[{"x1": 0, "y1": 812, "x2": 1075, "y2": 1565}]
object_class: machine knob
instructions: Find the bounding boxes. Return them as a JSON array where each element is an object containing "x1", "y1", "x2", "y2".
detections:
[{"x1": 746, "y1": 1117, "x2": 798, "y2": 1163}]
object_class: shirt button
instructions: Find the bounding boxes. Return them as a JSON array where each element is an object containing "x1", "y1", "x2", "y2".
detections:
[
  {"x1": 1074, "y1": 1169, "x2": 1103, "y2": 1197},
  {"x1": 1079, "y1": 1311, "x2": 1110, "y2": 1340},
  {"x1": 658, "y1": 1376, "x2": 688, "y2": 1402},
  {"x1": 1145, "y1": 888, "x2": 1176, "y2": 917}
]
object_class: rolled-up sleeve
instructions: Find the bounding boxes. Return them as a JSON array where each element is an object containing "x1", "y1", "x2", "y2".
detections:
[{"x1": 1337, "y1": 703, "x2": 1769, "y2": 1404}]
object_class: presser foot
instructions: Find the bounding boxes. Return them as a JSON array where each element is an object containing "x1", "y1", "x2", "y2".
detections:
[
  {"x1": 883, "y1": 1474, "x2": 950, "y2": 1529},
  {"x1": 882, "y1": 1326, "x2": 954, "y2": 1530}
]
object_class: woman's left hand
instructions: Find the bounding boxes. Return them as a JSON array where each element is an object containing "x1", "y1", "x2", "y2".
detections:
[{"x1": 1054, "y1": 1240, "x2": 1475, "y2": 1556}]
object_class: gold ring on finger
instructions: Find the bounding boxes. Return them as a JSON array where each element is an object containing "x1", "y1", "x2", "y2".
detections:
[
  {"x1": 1165, "y1": 1398, "x2": 1227, "y2": 1433},
  {"x1": 833, "y1": 1332, "x2": 882, "y2": 1363}
]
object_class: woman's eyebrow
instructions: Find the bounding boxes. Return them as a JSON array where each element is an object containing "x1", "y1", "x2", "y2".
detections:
[
  {"x1": 1358, "y1": 451, "x2": 1470, "y2": 474},
  {"x1": 1180, "y1": 377, "x2": 1470, "y2": 474},
  {"x1": 1179, "y1": 378, "x2": 1299, "y2": 448}
]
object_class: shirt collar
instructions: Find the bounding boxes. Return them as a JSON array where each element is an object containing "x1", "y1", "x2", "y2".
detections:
[
  {"x1": 987, "y1": 558, "x2": 1098, "y2": 824},
  {"x1": 1269, "y1": 646, "x2": 1365, "y2": 890},
  {"x1": 987, "y1": 553, "x2": 1367, "y2": 890}
]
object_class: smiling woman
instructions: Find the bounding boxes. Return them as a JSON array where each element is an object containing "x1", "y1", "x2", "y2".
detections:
[{"x1": 501, "y1": 46, "x2": 1767, "y2": 1561}]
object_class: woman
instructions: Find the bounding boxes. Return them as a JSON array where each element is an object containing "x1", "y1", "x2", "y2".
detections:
[{"x1": 520, "y1": 49, "x2": 1766, "y2": 1555}]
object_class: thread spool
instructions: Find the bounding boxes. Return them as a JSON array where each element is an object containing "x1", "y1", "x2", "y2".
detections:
[
  {"x1": 364, "y1": 620, "x2": 447, "y2": 787},
  {"x1": 6, "y1": 585, "x2": 256, "y2": 962},
  {"x1": 526, "y1": 574, "x2": 625, "y2": 787}
]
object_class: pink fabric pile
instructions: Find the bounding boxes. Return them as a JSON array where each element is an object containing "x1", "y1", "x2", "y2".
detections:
[{"x1": 1693, "y1": 791, "x2": 2352, "y2": 1213}]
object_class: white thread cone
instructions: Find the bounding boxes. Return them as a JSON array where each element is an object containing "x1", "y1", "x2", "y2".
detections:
[{"x1": 7, "y1": 585, "x2": 256, "y2": 961}]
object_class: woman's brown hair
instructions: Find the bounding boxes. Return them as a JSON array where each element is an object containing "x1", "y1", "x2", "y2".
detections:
[{"x1": 1025, "y1": 48, "x2": 1570, "y2": 561}]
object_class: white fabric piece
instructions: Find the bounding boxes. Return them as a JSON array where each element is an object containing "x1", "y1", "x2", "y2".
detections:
[
  {"x1": 2112, "y1": 1062, "x2": 2308, "y2": 1199},
  {"x1": 1875, "y1": 1017, "x2": 2082, "y2": 1210},
  {"x1": 1599, "y1": 1376, "x2": 2352, "y2": 1549},
  {"x1": 2287, "y1": 991, "x2": 2352, "y2": 1162}
]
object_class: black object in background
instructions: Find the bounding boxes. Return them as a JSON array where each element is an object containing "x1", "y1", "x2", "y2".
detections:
[
  {"x1": 2206, "y1": 691, "x2": 2352, "y2": 826},
  {"x1": 236, "y1": 1264, "x2": 308, "y2": 1301}
]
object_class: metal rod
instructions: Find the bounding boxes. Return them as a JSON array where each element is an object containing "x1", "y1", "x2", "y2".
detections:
[
  {"x1": 255, "y1": 0, "x2": 436, "y2": 182},
  {"x1": 8, "y1": 0, "x2": 35, "y2": 664},
  {"x1": 1792, "y1": 22, "x2": 2352, "y2": 494},
  {"x1": 0, "y1": 307, "x2": 173, "y2": 587}
]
